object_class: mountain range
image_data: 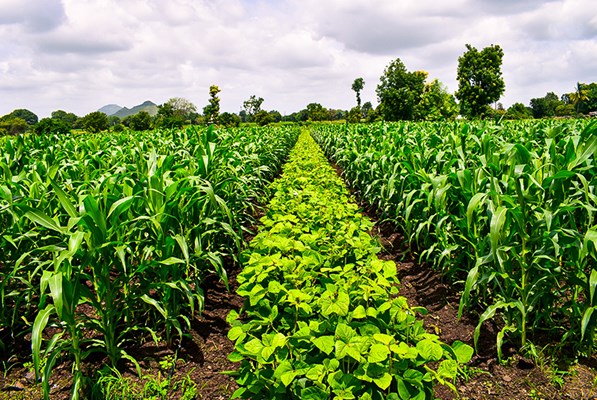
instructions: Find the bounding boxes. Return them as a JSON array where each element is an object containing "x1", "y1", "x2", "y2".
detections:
[{"x1": 98, "y1": 100, "x2": 159, "y2": 118}]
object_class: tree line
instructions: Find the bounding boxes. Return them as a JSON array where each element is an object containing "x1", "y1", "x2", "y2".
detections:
[{"x1": 2, "y1": 44, "x2": 597, "y2": 135}]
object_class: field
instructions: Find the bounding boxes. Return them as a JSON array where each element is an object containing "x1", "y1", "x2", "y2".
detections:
[{"x1": 1, "y1": 121, "x2": 596, "y2": 399}]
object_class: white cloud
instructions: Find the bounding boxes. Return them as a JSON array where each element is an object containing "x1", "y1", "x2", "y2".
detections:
[{"x1": 0, "y1": 0, "x2": 595, "y2": 118}]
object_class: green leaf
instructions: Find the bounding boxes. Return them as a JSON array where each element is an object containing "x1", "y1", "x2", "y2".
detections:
[
  {"x1": 24, "y1": 210, "x2": 63, "y2": 233},
  {"x1": 352, "y1": 304, "x2": 367, "y2": 319},
  {"x1": 368, "y1": 343, "x2": 390, "y2": 363},
  {"x1": 451, "y1": 340, "x2": 474, "y2": 364},
  {"x1": 416, "y1": 339, "x2": 443, "y2": 361},
  {"x1": 32, "y1": 305, "x2": 55, "y2": 381},
  {"x1": 312, "y1": 335, "x2": 335, "y2": 355},
  {"x1": 373, "y1": 372, "x2": 392, "y2": 390}
]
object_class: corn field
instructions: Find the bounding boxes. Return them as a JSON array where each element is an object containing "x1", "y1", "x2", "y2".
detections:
[
  {"x1": 0, "y1": 125, "x2": 299, "y2": 398},
  {"x1": 312, "y1": 120, "x2": 597, "y2": 358}
]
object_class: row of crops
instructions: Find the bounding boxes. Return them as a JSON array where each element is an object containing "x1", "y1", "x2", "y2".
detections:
[
  {"x1": 312, "y1": 120, "x2": 597, "y2": 358},
  {"x1": 228, "y1": 131, "x2": 472, "y2": 399},
  {"x1": 0, "y1": 125, "x2": 299, "y2": 398}
]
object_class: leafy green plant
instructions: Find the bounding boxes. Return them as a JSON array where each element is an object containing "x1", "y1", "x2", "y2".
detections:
[{"x1": 228, "y1": 130, "x2": 472, "y2": 399}]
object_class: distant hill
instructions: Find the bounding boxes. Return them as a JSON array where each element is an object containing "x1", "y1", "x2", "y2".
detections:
[
  {"x1": 98, "y1": 101, "x2": 159, "y2": 118},
  {"x1": 112, "y1": 101, "x2": 159, "y2": 118},
  {"x1": 98, "y1": 104, "x2": 123, "y2": 115}
]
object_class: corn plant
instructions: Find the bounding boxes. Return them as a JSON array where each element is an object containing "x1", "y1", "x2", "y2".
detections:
[
  {"x1": 0, "y1": 125, "x2": 299, "y2": 398},
  {"x1": 312, "y1": 119, "x2": 597, "y2": 358}
]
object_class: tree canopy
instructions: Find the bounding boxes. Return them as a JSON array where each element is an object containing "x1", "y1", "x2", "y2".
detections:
[
  {"x1": 352, "y1": 78, "x2": 364, "y2": 108},
  {"x1": 203, "y1": 85, "x2": 221, "y2": 125},
  {"x1": 80, "y1": 111, "x2": 109, "y2": 133},
  {"x1": 376, "y1": 58, "x2": 426, "y2": 121},
  {"x1": 455, "y1": 44, "x2": 505, "y2": 118},
  {"x1": 243, "y1": 95, "x2": 264, "y2": 122}
]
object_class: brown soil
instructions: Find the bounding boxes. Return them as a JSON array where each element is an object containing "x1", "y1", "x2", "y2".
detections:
[{"x1": 0, "y1": 269, "x2": 243, "y2": 400}]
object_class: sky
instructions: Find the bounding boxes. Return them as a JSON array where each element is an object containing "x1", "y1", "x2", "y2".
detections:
[{"x1": 0, "y1": 0, "x2": 596, "y2": 118}]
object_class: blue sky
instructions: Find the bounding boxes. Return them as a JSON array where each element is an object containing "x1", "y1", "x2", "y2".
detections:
[{"x1": 0, "y1": 0, "x2": 596, "y2": 117}]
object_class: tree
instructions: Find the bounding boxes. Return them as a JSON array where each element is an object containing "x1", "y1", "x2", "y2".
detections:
[
  {"x1": 51, "y1": 110, "x2": 78, "y2": 125},
  {"x1": 34, "y1": 117, "x2": 71, "y2": 135},
  {"x1": 506, "y1": 103, "x2": 533, "y2": 119},
  {"x1": 376, "y1": 58, "x2": 426, "y2": 121},
  {"x1": 352, "y1": 78, "x2": 364, "y2": 108},
  {"x1": 347, "y1": 106, "x2": 361, "y2": 123},
  {"x1": 414, "y1": 79, "x2": 458, "y2": 121},
  {"x1": 305, "y1": 103, "x2": 328, "y2": 121},
  {"x1": 455, "y1": 44, "x2": 505, "y2": 118},
  {"x1": 203, "y1": 85, "x2": 221, "y2": 124},
  {"x1": 0, "y1": 117, "x2": 28, "y2": 135},
  {"x1": 243, "y1": 95, "x2": 264, "y2": 122},
  {"x1": 128, "y1": 111, "x2": 152, "y2": 131},
  {"x1": 107, "y1": 115, "x2": 121, "y2": 127},
  {"x1": 155, "y1": 102, "x2": 184, "y2": 129},
  {"x1": 530, "y1": 92, "x2": 562, "y2": 118},
  {"x1": 569, "y1": 81, "x2": 589, "y2": 116},
  {"x1": 254, "y1": 110, "x2": 274, "y2": 126},
  {"x1": 80, "y1": 111, "x2": 109, "y2": 133},
  {"x1": 219, "y1": 112, "x2": 241, "y2": 127},
  {"x1": 165, "y1": 97, "x2": 197, "y2": 120},
  {"x1": 577, "y1": 82, "x2": 597, "y2": 114},
  {"x1": 5, "y1": 109, "x2": 38, "y2": 125}
]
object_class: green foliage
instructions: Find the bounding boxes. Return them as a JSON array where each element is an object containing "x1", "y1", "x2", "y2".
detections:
[
  {"x1": 0, "y1": 125, "x2": 299, "y2": 399},
  {"x1": 128, "y1": 111, "x2": 152, "y2": 131},
  {"x1": 254, "y1": 110, "x2": 275, "y2": 126},
  {"x1": 530, "y1": 92, "x2": 564, "y2": 118},
  {"x1": 352, "y1": 77, "x2": 365, "y2": 108},
  {"x1": 203, "y1": 84, "x2": 221, "y2": 124},
  {"x1": 2, "y1": 108, "x2": 39, "y2": 125},
  {"x1": 155, "y1": 98, "x2": 197, "y2": 128},
  {"x1": 228, "y1": 131, "x2": 472, "y2": 399},
  {"x1": 51, "y1": 110, "x2": 79, "y2": 125},
  {"x1": 243, "y1": 95, "x2": 265, "y2": 122},
  {"x1": 506, "y1": 103, "x2": 533, "y2": 119},
  {"x1": 312, "y1": 120, "x2": 597, "y2": 358},
  {"x1": 456, "y1": 44, "x2": 505, "y2": 118},
  {"x1": 414, "y1": 79, "x2": 458, "y2": 121},
  {"x1": 80, "y1": 111, "x2": 109, "y2": 133},
  {"x1": 305, "y1": 103, "x2": 328, "y2": 121},
  {"x1": 219, "y1": 112, "x2": 241, "y2": 127},
  {"x1": 0, "y1": 117, "x2": 29, "y2": 136},
  {"x1": 376, "y1": 58, "x2": 426, "y2": 121},
  {"x1": 35, "y1": 117, "x2": 72, "y2": 135},
  {"x1": 578, "y1": 82, "x2": 597, "y2": 114}
]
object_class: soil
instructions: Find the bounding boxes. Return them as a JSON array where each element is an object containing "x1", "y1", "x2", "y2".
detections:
[{"x1": 0, "y1": 269, "x2": 244, "y2": 400}]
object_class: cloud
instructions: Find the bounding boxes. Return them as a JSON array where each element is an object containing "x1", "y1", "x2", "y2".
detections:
[
  {"x1": 0, "y1": 0, "x2": 596, "y2": 118},
  {"x1": 0, "y1": 0, "x2": 66, "y2": 32}
]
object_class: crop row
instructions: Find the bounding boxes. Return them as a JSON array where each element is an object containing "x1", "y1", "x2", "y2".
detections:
[
  {"x1": 312, "y1": 120, "x2": 597, "y2": 358},
  {"x1": 0, "y1": 125, "x2": 299, "y2": 399},
  {"x1": 227, "y1": 131, "x2": 472, "y2": 399}
]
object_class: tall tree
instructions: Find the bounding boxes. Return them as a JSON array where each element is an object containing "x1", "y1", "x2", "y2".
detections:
[
  {"x1": 376, "y1": 58, "x2": 426, "y2": 121},
  {"x1": 243, "y1": 95, "x2": 264, "y2": 122},
  {"x1": 455, "y1": 44, "x2": 505, "y2": 118},
  {"x1": 414, "y1": 79, "x2": 458, "y2": 121},
  {"x1": 352, "y1": 78, "x2": 365, "y2": 108},
  {"x1": 203, "y1": 85, "x2": 221, "y2": 124},
  {"x1": 569, "y1": 81, "x2": 589, "y2": 116}
]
